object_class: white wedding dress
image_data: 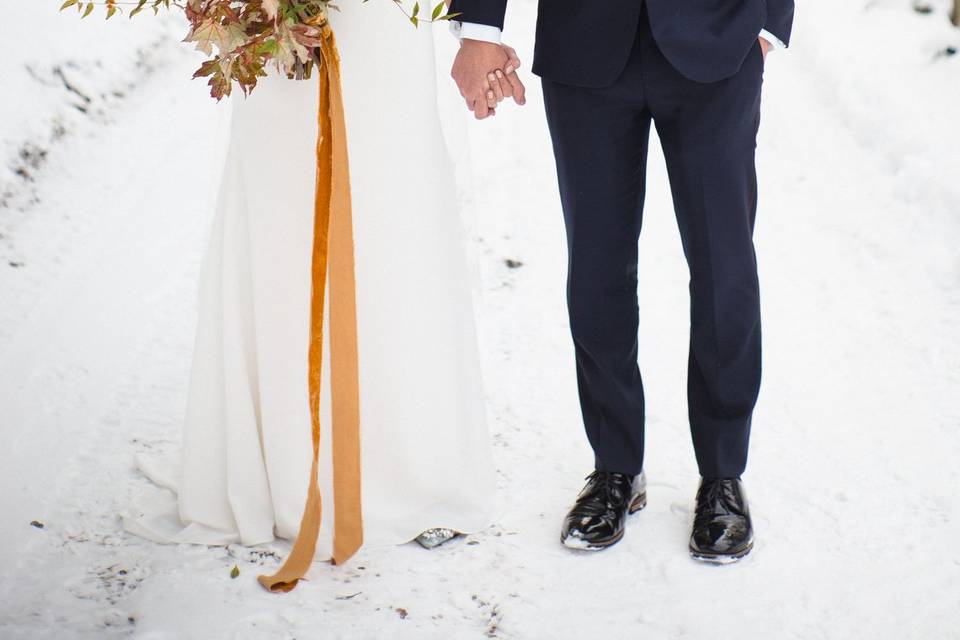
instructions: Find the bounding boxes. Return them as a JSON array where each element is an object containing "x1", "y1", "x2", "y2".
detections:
[{"x1": 122, "y1": 2, "x2": 496, "y2": 560}]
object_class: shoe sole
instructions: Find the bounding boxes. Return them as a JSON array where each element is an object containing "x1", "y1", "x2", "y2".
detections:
[
  {"x1": 560, "y1": 491, "x2": 647, "y2": 551},
  {"x1": 688, "y1": 539, "x2": 754, "y2": 564}
]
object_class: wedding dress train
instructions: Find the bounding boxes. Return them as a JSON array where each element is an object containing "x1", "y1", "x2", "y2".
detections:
[{"x1": 122, "y1": 1, "x2": 496, "y2": 561}]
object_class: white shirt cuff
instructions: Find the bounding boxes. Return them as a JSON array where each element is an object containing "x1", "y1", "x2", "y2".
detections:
[
  {"x1": 759, "y1": 28, "x2": 787, "y2": 50},
  {"x1": 449, "y1": 21, "x2": 503, "y2": 45}
]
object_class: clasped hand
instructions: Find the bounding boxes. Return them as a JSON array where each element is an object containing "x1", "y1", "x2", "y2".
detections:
[{"x1": 451, "y1": 39, "x2": 526, "y2": 120}]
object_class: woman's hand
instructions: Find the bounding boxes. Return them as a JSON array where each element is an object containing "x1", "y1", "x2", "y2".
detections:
[{"x1": 483, "y1": 43, "x2": 526, "y2": 111}]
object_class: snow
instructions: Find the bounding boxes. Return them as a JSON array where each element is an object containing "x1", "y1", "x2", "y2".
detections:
[{"x1": 1, "y1": 0, "x2": 959, "y2": 638}]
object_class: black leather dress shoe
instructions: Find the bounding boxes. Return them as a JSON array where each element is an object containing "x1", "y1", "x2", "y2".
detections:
[
  {"x1": 689, "y1": 477, "x2": 754, "y2": 563},
  {"x1": 560, "y1": 470, "x2": 646, "y2": 550}
]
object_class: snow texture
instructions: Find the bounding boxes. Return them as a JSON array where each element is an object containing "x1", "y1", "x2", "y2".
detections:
[{"x1": 1, "y1": 0, "x2": 959, "y2": 638}]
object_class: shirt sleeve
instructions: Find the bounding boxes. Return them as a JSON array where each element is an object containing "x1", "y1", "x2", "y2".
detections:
[
  {"x1": 759, "y1": 28, "x2": 787, "y2": 50},
  {"x1": 449, "y1": 20, "x2": 503, "y2": 44}
]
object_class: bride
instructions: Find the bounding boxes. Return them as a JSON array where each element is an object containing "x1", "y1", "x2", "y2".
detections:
[{"x1": 122, "y1": 0, "x2": 514, "y2": 589}]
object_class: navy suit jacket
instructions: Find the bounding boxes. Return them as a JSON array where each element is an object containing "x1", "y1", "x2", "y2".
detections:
[{"x1": 448, "y1": 0, "x2": 795, "y2": 86}]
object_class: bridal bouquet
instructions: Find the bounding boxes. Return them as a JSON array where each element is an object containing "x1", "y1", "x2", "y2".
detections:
[{"x1": 59, "y1": 0, "x2": 457, "y2": 100}]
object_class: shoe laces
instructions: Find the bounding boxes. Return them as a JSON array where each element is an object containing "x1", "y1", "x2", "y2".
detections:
[
  {"x1": 574, "y1": 471, "x2": 627, "y2": 517},
  {"x1": 694, "y1": 479, "x2": 743, "y2": 528}
]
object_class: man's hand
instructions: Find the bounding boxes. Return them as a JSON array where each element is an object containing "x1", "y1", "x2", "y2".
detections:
[
  {"x1": 759, "y1": 36, "x2": 772, "y2": 61},
  {"x1": 452, "y1": 40, "x2": 526, "y2": 120}
]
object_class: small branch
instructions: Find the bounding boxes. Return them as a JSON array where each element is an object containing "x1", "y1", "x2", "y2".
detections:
[
  {"x1": 70, "y1": 1, "x2": 186, "y2": 7},
  {"x1": 389, "y1": 0, "x2": 460, "y2": 25}
]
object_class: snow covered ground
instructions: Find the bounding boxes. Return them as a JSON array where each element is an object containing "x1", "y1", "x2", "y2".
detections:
[{"x1": 2, "y1": 0, "x2": 959, "y2": 638}]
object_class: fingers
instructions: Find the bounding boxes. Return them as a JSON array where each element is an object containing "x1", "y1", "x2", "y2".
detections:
[
  {"x1": 500, "y1": 44, "x2": 525, "y2": 106},
  {"x1": 485, "y1": 72, "x2": 501, "y2": 110},
  {"x1": 472, "y1": 97, "x2": 494, "y2": 120},
  {"x1": 472, "y1": 75, "x2": 497, "y2": 119},
  {"x1": 503, "y1": 68, "x2": 526, "y2": 106},
  {"x1": 460, "y1": 67, "x2": 519, "y2": 120},
  {"x1": 464, "y1": 83, "x2": 495, "y2": 119},
  {"x1": 492, "y1": 69, "x2": 513, "y2": 99},
  {"x1": 502, "y1": 44, "x2": 522, "y2": 75},
  {"x1": 473, "y1": 72, "x2": 520, "y2": 115},
  {"x1": 464, "y1": 85, "x2": 487, "y2": 115},
  {"x1": 487, "y1": 72, "x2": 504, "y2": 103}
]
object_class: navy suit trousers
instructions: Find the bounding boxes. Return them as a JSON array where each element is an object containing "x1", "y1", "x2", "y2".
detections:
[{"x1": 542, "y1": 7, "x2": 765, "y2": 478}]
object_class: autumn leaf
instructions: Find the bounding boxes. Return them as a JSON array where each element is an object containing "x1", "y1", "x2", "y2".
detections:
[
  {"x1": 261, "y1": 0, "x2": 280, "y2": 20},
  {"x1": 185, "y1": 20, "x2": 248, "y2": 56},
  {"x1": 290, "y1": 23, "x2": 323, "y2": 49},
  {"x1": 192, "y1": 58, "x2": 221, "y2": 78},
  {"x1": 214, "y1": 78, "x2": 232, "y2": 100},
  {"x1": 274, "y1": 22, "x2": 311, "y2": 71},
  {"x1": 59, "y1": 0, "x2": 79, "y2": 11},
  {"x1": 256, "y1": 39, "x2": 279, "y2": 56}
]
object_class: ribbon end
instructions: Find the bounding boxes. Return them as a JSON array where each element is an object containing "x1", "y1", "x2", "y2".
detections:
[{"x1": 257, "y1": 575, "x2": 306, "y2": 593}]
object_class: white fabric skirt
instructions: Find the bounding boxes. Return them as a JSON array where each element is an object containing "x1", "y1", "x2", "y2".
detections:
[{"x1": 123, "y1": 2, "x2": 496, "y2": 560}]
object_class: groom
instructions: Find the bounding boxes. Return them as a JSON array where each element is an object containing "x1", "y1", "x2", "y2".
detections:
[{"x1": 448, "y1": 0, "x2": 794, "y2": 562}]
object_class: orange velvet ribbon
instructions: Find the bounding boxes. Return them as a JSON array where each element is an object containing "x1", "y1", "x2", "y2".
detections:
[{"x1": 257, "y1": 23, "x2": 364, "y2": 593}]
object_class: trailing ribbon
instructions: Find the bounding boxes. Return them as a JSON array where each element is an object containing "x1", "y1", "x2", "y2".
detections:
[{"x1": 258, "y1": 23, "x2": 364, "y2": 593}]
